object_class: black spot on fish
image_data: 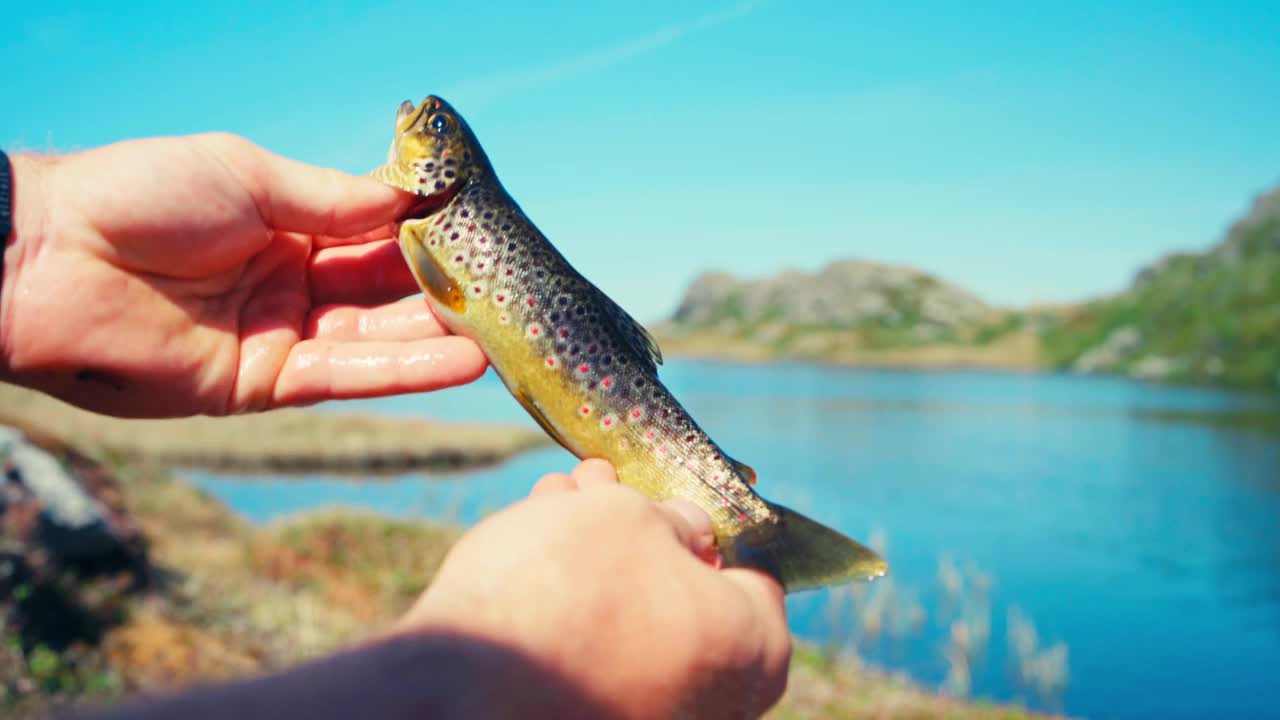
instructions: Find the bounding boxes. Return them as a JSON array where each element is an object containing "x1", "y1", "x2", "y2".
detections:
[
  {"x1": 507, "y1": 242, "x2": 517, "y2": 251},
  {"x1": 434, "y1": 181, "x2": 446, "y2": 190}
]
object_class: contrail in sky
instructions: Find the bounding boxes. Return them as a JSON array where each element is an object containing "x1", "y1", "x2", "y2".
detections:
[{"x1": 443, "y1": 1, "x2": 762, "y2": 106}]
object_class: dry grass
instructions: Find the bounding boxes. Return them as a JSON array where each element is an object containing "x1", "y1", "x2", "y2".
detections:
[{"x1": 770, "y1": 646, "x2": 1058, "y2": 720}]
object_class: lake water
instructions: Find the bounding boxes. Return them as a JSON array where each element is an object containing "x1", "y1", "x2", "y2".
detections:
[{"x1": 186, "y1": 361, "x2": 1280, "y2": 719}]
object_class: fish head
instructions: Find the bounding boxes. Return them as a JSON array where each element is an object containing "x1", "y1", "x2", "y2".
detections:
[{"x1": 373, "y1": 95, "x2": 489, "y2": 200}]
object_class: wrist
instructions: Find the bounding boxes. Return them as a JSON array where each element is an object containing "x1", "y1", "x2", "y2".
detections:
[{"x1": 0, "y1": 153, "x2": 53, "y2": 379}]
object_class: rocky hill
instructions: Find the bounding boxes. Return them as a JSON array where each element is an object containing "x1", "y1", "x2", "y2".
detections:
[
  {"x1": 657, "y1": 260, "x2": 1043, "y2": 371},
  {"x1": 659, "y1": 182, "x2": 1280, "y2": 390}
]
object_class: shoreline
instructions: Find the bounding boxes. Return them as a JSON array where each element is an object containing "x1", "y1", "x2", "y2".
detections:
[
  {"x1": 652, "y1": 327, "x2": 1049, "y2": 373},
  {"x1": 0, "y1": 383, "x2": 551, "y2": 476}
]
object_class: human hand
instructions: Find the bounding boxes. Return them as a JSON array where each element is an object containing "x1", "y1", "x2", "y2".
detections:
[
  {"x1": 395, "y1": 459, "x2": 792, "y2": 719},
  {"x1": 0, "y1": 136, "x2": 486, "y2": 418}
]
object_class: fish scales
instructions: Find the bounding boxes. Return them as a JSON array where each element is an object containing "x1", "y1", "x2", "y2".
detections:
[{"x1": 373, "y1": 96, "x2": 886, "y2": 591}]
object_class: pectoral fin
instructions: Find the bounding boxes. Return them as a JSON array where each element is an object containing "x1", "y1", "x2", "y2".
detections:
[{"x1": 398, "y1": 224, "x2": 466, "y2": 313}]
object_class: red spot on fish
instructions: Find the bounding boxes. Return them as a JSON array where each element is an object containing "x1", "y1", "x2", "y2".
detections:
[
  {"x1": 577, "y1": 363, "x2": 589, "y2": 374},
  {"x1": 526, "y1": 298, "x2": 535, "y2": 307},
  {"x1": 720, "y1": 497, "x2": 730, "y2": 507},
  {"x1": 546, "y1": 357, "x2": 557, "y2": 368},
  {"x1": 469, "y1": 224, "x2": 477, "y2": 232},
  {"x1": 645, "y1": 429, "x2": 656, "y2": 440},
  {"x1": 559, "y1": 328, "x2": 570, "y2": 339},
  {"x1": 531, "y1": 327, "x2": 540, "y2": 335},
  {"x1": 478, "y1": 236, "x2": 488, "y2": 244},
  {"x1": 603, "y1": 417, "x2": 612, "y2": 426},
  {"x1": 496, "y1": 294, "x2": 506, "y2": 303},
  {"x1": 472, "y1": 286, "x2": 483, "y2": 295},
  {"x1": 738, "y1": 512, "x2": 748, "y2": 522},
  {"x1": 580, "y1": 405, "x2": 592, "y2": 416},
  {"x1": 631, "y1": 408, "x2": 643, "y2": 419},
  {"x1": 602, "y1": 377, "x2": 614, "y2": 390},
  {"x1": 506, "y1": 269, "x2": 514, "y2": 277}
]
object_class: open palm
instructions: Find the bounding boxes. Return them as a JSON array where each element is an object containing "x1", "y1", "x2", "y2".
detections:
[{"x1": 1, "y1": 134, "x2": 486, "y2": 417}]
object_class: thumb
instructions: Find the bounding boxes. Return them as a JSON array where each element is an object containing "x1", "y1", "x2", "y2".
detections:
[
  {"x1": 657, "y1": 498, "x2": 719, "y2": 566},
  {"x1": 196, "y1": 133, "x2": 418, "y2": 238}
]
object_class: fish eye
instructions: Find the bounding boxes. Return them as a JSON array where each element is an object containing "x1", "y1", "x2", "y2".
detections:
[{"x1": 429, "y1": 113, "x2": 451, "y2": 134}]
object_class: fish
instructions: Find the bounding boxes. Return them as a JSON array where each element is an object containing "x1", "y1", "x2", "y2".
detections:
[{"x1": 372, "y1": 96, "x2": 887, "y2": 592}]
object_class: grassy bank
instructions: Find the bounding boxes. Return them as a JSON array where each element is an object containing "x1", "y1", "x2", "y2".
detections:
[
  {"x1": 0, "y1": 383, "x2": 550, "y2": 475},
  {"x1": 653, "y1": 323, "x2": 1048, "y2": 374},
  {"x1": 1, "y1": 434, "x2": 1057, "y2": 719}
]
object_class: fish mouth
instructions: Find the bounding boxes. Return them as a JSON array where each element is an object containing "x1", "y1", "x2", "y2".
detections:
[{"x1": 396, "y1": 180, "x2": 463, "y2": 224}]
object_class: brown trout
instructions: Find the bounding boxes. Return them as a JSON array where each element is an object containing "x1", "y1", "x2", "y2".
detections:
[{"x1": 373, "y1": 96, "x2": 886, "y2": 591}]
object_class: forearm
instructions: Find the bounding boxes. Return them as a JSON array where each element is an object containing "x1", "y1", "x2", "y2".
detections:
[
  {"x1": 0, "y1": 152, "x2": 52, "y2": 381},
  {"x1": 77, "y1": 630, "x2": 620, "y2": 720}
]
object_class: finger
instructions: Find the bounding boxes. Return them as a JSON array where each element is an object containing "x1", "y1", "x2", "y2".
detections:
[
  {"x1": 721, "y1": 568, "x2": 788, "y2": 645},
  {"x1": 721, "y1": 568, "x2": 791, "y2": 706},
  {"x1": 309, "y1": 238, "x2": 421, "y2": 306},
  {"x1": 270, "y1": 336, "x2": 488, "y2": 407},
  {"x1": 307, "y1": 301, "x2": 446, "y2": 342},
  {"x1": 198, "y1": 133, "x2": 418, "y2": 237},
  {"x1": 530, "y1": 472, "x2": 575, "y2": 497},
  {"x1": 570, "y1": 458, "x2": 618, "y2": 490},
  {"x1": 656, "y1": 498, "x2": 717, "y2": 561},
  {"x1": 313, "y1": 222, "x2": 400, "y2": 249}
]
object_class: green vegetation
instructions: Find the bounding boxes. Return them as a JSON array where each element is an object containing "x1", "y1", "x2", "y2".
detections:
[{"x1": 1039, "y1": 187, "x2": 1280, "y2": 389}]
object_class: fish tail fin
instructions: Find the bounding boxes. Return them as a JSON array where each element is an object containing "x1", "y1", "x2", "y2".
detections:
[{"x1": 722, "y1": 502, "x2": 887, "y2": 593}]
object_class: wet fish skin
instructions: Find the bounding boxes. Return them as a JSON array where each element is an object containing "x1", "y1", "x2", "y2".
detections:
[{"x1": 373, "y1": 96, "x2": 886, "y2": 591}]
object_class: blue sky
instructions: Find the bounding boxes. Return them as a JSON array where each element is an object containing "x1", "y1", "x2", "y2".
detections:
[{"x1": 5, "y1": 1, "x2": 1279, "y2": 322}]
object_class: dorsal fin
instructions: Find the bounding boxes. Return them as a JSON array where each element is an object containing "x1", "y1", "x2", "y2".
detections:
[
  {"x1": 729, "y1": 457, "x2": 757, "y2": 485},
  {"x1": 591, "y1": 286, "x2": 663, "y2": 373}
]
